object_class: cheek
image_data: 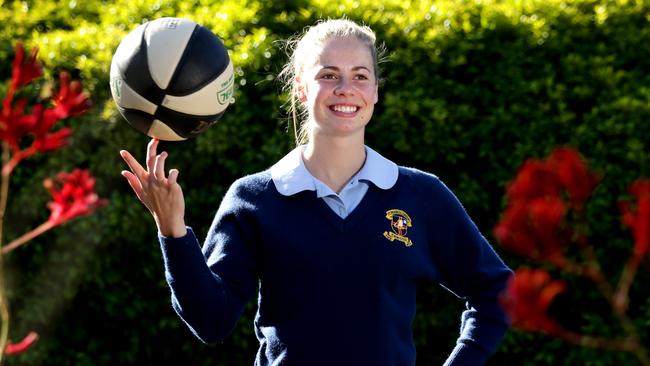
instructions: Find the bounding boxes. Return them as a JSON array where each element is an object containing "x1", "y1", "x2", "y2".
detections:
[
  {"x1": 306, "y1": 88, "x2": 320, "y2": 108},
  {"x1": 358, "y1": 85, "x2": 378, "y2": 104},
  {"x1": 304, "y1": 82, "x2": 321, "y2": 99},
  {"x1": 370, "y1": 85, "x2": 379, "y2": 104},
  {"x1": 359, "y1": 104, "x2": 375, "y2": 122},
  {"x1": 307, "y1": 85, "x2": 331, "y2": 110}
]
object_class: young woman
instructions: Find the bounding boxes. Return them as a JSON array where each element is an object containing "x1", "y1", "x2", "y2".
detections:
[{"x1": 120, "y1": 19, "x2": 512, "y2": 366}]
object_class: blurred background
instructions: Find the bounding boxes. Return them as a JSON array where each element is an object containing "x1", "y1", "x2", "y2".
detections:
[{"x1": 0, "y1": 0, "x2": 648, "y2": 364}]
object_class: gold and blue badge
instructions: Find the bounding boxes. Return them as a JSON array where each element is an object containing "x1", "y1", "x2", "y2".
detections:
[{"x1": 383, "y1": 209, "x2": 413, "y2": 247}]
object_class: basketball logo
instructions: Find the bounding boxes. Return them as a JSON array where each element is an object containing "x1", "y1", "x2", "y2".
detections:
[{"x1": 217, "y1": 74, "x2": 234, "y2": 105}]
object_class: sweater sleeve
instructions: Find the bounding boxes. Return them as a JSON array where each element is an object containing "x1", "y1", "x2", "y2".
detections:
[
  {"x1": 422, "y1": 176, "x2": 512, "y2": 365},
  {"x1": 159, "y1": 178, "x2": 260, "y2": 344}
]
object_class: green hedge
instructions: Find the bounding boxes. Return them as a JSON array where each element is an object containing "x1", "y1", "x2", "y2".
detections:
[{"x1": 0, "y1": 0, "x2": 648, "y2": 365}]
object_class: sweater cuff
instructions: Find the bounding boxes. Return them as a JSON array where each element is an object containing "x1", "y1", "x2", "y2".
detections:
[
  {"x1": 158, "y1": 227, "x2": 201, "y2": 259},
  {"x1": 158, "y1": 226, "x2": 195, "y2": 244},
  {"x1": 443, "y1": 342, "x2": 490, "y2": 366}
]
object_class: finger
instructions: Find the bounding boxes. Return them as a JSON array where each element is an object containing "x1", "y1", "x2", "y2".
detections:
[
  {"x1": 168, "y1": 168, "x2": 179, "y2": 185},
  {"x1": 154, "y1": 151, "x2": 168, "y2": 181},
  {"x1": 120, "y1": 150, "x2": 147, "y2": 181},
  {"x1": 121, "y1": 170, "x2": 147, "y2": 202},
  {"x1": 146, "y1": 138, "x2": 159, "y2": 173}
]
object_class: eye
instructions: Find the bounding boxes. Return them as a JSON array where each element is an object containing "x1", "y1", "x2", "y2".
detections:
[
  {"x1": 354, "y1": 74, "x2": 369, "y2": 80},
  {"x1": 320, "y1": 73, "x2": 337, "y2": 80}
]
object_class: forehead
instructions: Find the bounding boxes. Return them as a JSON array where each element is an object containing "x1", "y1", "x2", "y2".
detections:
[{"x1": 306, "y1": 36, "x2": 374, "y2": 70}]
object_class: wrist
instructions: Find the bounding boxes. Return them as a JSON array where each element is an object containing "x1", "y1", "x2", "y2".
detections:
[{"x1": 157, "y1": 219, "x2": 187, "y2": 238}]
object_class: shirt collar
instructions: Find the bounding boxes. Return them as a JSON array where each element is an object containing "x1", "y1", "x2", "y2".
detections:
[{"x1": 270, "y1": 145, "x2": 399, "y2": 196}]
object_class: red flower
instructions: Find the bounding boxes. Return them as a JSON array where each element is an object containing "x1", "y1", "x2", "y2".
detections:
[
  {"x1": 3, "y1": 43, "x2": 42, "y2": 140},
  {"x1": 44, "y1": 169, "x2": 108, "y2": 226},
  {"x1": 11, "y1": 43, "x2": 42, "y2": 90},
  {"x1": 506, "y1": 159, "x2": 563, "y2": 201},
  {"x1": 499, "y1": 268, "x2": 566, "y2": 334},
  {"x1": 494, "y1": 201, "x2": 531, "y2": 253},
  {"x1": 0, "y1": 99, "x2": 41, "y2": 150},
  {"x1": 33, "y1": 127, "x2": 72, "y2": 153},
  {"x1": 52, "y1": 72, "x2": 92, "y2": 119},
  {"x1": 620, "y1": 180, "x2": 650, "y2": 258},
  {"x1": 496, "y1": 148, "x2": 599, "y2": 263},
  {"x1": 494, "y1": 197, "x2": 568, "y2": 263},
  {"x1": 5, "y1": 331, "x2": 38, "y2": 355},
  {"x1": 0, "y1": 67, "x2": 90, "y2": 174},
  {"x1": 547, "y1": 148, "x2": 599, "y2": 208},
  {"x1": 529, "y1": 196, "x2": 566, "y2": 229},
  {"x1": 31, "y1": 108, "x2": 72, "y2": 153},
  {"x1": 506, "y1": 148, "x2": 598, "y2": 207},
  {"x1": 0, "y1": 103, "x2": 73, "y2": 175}
]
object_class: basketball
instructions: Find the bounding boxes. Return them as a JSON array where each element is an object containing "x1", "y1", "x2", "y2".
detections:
[{"x1": 109, "y1": 17, "x2": 234, "y2": 141}]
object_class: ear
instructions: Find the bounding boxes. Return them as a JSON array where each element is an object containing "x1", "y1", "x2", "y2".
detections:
[{"x1": 295, "y1": 76, "x2": 307, "y2": 103}]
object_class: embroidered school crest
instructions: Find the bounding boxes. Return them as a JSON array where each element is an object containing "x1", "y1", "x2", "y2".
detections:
[{"x1": 383, "y1": 209, "x2": 413, "y2": 247}]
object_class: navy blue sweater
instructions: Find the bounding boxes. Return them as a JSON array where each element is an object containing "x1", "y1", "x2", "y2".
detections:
[{"x1": 159, "y1": 167, "x2": 512, "y2": 365}]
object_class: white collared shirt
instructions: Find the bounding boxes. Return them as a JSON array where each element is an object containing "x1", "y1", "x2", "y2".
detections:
[{"x1": 270, "y1": 146, "x2": 399, "y2": 218}]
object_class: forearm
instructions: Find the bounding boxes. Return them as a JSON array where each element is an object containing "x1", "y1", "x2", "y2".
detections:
[
  {"x1": 156, "y1": 214, "x2": 187, "y2": 238},
  {"x1": 159, "y1": 227, "x2": 235, "y2": 343}
]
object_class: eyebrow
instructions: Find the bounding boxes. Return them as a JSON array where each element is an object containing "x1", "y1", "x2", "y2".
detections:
[{"x1": 320, "y1": 65, "x2": 372, "y2": 72}]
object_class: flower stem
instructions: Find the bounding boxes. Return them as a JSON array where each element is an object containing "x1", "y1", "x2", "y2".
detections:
[
  {"x1": 0, "y1": 142, "x2": 11, "y2": 363},
  {"x1": 555, "y1": 330, "x2": 636, "y2": 352},
  {"x1": 613, "y1": 254, "x2": 641, "y2": 315},
  {"x1": 1, "y1": 221, "x2": 56, "y2": 255},
  {"x1": 554, "y1": 329, "x2": 650, "y2": 365},
  {"x1": 0, "y1": 143, "x2": 9, "y2": 245},
  {"x1": 0, "y1": 146, "x2": 36, "y2": 178},
  {"x1": 574, "y1": 238, "x2": 649, "y2": 365}
]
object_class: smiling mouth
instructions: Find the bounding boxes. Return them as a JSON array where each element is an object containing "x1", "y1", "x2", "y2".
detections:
[{"x1": 330, "y1": 105, "x2": 359, "y2": 113}]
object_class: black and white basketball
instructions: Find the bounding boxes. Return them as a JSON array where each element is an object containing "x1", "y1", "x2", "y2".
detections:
[{"x1": 110, "y1": 17, "x2": 234, "y2": 141}]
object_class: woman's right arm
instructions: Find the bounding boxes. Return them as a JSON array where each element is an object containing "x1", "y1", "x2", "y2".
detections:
[{"x1": 119, "y1": 139, "x2": 256, "y2": 343}]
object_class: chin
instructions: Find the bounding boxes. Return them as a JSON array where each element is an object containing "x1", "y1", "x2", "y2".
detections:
[{"x1": 334, "y1": 124, "x2": 367, "y2": 137}]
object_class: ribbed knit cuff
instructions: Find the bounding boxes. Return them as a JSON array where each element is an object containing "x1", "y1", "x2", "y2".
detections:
[
  {"x1": 158, "y1": 226, "x2": 194, "y2": 243},
  {"x1": 158, "y1": 227, "x2": 203, "y2": 269},
  {"x1": 442, "y1": 342, "x2": 490, "y2": 366}
]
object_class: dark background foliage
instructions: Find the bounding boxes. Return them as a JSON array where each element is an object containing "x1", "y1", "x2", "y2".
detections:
[{"x1": 0, "y1": 0, "x2": 648, "y2": 365}]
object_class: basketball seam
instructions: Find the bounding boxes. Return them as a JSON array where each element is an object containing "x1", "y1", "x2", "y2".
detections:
[
  {"x1": 135, "y1": 21, "x2": 165, "y2": 106},
  {"x1": 166, "y1": 25, "x2": 229, "y2": 96},
  {"x1": 154, "y1": 104, "x2": 224, "y2": 119}
]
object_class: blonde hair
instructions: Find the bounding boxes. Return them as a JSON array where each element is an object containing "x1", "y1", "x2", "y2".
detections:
[{"x1": 278, "y1": 19, "x2": 384, "y2": 146}]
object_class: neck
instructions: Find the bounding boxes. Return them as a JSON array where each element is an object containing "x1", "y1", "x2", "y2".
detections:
[{"x1": 302, "y1": 135, "x2": 366, "y2": 194}]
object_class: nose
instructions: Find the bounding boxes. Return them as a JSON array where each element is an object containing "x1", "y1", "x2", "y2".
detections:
[{"x1": 334, "y1": 77, "x2": 354, "y2": 96}]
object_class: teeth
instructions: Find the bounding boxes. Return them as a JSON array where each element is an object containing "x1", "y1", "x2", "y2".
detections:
[{"x1": 332, "y1": 105, "x2": 357, "y2": 113}]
